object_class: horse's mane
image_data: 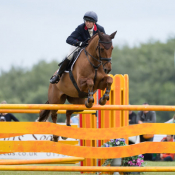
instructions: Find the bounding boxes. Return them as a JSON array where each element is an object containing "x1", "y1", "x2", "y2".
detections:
[
  {"x1": 88, "y1": 33, "x2": 99, "y2": 44},
  {"x1": 88, "y1": 32, "x2": 112, "y2": 50}
]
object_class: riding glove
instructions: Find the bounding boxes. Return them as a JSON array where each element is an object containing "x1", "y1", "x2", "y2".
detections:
[{"x1": 76, "y1": 40, "x2": 88, "y2": 47}]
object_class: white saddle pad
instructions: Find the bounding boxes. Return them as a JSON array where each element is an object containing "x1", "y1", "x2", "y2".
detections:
[{"x1": 65, "y1": 49, "x2": 83, "y2": 73}]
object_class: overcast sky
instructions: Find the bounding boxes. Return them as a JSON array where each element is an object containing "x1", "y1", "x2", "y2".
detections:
[{"x1": 0, "y1": 0, "x2": 175, "y2": 72}]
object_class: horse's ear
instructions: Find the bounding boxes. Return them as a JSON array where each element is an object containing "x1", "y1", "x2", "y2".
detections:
[{"x1": 109, "y1": 31, "x2": 117, "y2": 39}]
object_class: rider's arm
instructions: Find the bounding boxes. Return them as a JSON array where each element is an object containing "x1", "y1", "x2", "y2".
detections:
[{"x1": 66, "y1": 26, "x2": 83, "y2": 46}]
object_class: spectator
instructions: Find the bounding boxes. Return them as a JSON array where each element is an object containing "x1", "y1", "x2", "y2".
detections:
[
  {"x1": 128, "y1": 106, "x2": 138, "y2": 145},
  {"x1": 160, "y1": 135, "x2": 174, "y2": 161},
  {"x1": 0, "y1": 116, "x2": 6, "y2": 122},
  {"x1": 0, "y1": 101, "x2": 19, "y2": 121},
  {"x1": 137, "y1": 102, "x2": 156, "y2": 160},
  {"x1": 129, "y1": 110, "x2": 137, "y2": 125}
]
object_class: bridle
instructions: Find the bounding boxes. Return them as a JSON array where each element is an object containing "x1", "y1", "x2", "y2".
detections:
[
  {"x1": 84, "y1": 39, "x2": 112, "y2": 83},
  {"x1": 98, "y1": 40, "x2": 112, "y2": 62},
  {"x1": 84, "y1": 40, "x2": 112, "y2": 71}
]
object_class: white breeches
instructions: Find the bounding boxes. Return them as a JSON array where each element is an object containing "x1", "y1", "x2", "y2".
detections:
[{"x1": 67, "y1": 46, "x2": 78, "y2": 60}]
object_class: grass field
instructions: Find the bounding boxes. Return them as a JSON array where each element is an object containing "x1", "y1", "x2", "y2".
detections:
[{"x1": 0, "y1": 161, "x2": 175, "y2": 175}]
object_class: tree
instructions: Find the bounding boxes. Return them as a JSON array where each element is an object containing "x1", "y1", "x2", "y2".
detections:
[{"x1": 1, "y1": 37, "x2": 175, "y2": 122}]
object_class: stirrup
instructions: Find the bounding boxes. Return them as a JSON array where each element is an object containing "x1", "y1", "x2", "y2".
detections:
[{"x1": 50, "y1": 74, "x2": 60, "y2": 84}]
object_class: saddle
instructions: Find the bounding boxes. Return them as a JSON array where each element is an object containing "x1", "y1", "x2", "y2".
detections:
[
  {"x1": 58, "y1": 48, "x2": 92, "y2": 98},
  {"x1": 67, "y1": 49, "x2": 81, "y2": 71},
  {"x1": 58, "y1": 48, "x2": 81, "y2": 72}
]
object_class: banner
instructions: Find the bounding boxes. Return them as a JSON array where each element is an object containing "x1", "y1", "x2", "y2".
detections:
[{"x1": 0, "y1": 123, "x2": 78, "y2": 159}]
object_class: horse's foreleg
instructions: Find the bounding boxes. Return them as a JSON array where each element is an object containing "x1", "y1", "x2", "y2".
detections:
[
  {"x1": 51, "y1": 110, "x2": 59, "y2": 142},
  {"x1": 85, "y1": 79, "x2": 94, "y2": 108},
  {"x1": 99, "y1": 76, "x2": 113, "y2": 105}
]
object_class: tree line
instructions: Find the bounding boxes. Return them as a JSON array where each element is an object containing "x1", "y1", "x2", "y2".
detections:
[{"x1": 0, "y1": 37, "x2": 175, "y2": 122}]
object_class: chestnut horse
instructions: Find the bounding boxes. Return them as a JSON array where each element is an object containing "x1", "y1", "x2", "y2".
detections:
[{"x1": 37, "y1": 30, "x2": 117, "y2": 141}]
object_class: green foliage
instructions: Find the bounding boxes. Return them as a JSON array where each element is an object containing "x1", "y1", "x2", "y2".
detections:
[
  {"x1": 101, "y1": 139, "x2": 126, "y2": 148},
  {"x1": 0, "y1": 60, "x2": 66, "y2": 122},
  {"x1": 101, "y1": 139, "x2": 126, "y2": 166},
  {"x1": 0, "y1": 37, "x2": 175, "y2": 122},
  {"x1": 111, "y1": 37, "x2": 175, "y2": 122}
]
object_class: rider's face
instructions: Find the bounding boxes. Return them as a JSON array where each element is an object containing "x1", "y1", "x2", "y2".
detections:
[{"x1": 85, "y1": 21, "x2": 94, "y2": 29}]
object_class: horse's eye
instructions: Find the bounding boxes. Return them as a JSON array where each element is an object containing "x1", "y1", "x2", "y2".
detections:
[{"x1": 100, "y1": 48, "x2": 104, "y2": 51}]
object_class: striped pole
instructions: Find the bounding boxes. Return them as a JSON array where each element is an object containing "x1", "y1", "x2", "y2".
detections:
[
  {"x1": 0, "y1": 157, "x2": 84, "y2": 165},
  {"x1": 0, "y1": 104, "x2": 175, "y2": 111},
  {"x1": 0, "y1": 109, "x2": 96, "y2": 114},
  {"x1": 0, "y1": 166, "x2": 175, "y2": 172}
]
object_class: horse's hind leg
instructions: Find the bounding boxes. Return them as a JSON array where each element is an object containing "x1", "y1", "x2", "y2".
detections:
[
  {"x1": 85, "y1": 79, "x2": 94, "y2": 108},
  {"x1": 66, "y1": 110, "x2": 74, "y2": 126},
  {"x1": 50, "y1": 110, "x2": 59, "y2": 142},
  {"x1": 61, "y1": 97, "x2": 85, "y2": 140},
  {"x1": 61, "y1": 110, "x2": 79, "y2": 140},
  {"x1": 48, "y1": 89, "x2": 67, "y2": 142},
  {"x1": 66, "y1": 97, "x2": 85, "y2": 124},
  {"x1": 99, "y1": 75, "x2": 113, "y2": 105},
  {"x1": 36, "y1": 101, "x2": 50, "y2": 122}
]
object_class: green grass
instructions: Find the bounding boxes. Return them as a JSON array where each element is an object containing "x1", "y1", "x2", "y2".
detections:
[
  {"x1": 0, "y1": 161, "x2": 175, "y2": 175},
  {"x1": 142, "y1": 161, "x2": 175, "y2": 175}
]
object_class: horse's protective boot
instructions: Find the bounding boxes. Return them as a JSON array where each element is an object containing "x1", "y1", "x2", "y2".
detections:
[{"x1": 50, "y1": 58, "x2": 70, "y2": 84}]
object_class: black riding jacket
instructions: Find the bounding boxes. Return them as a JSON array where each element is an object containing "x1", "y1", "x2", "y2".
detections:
[{"x1": 66, "y1": 23, "x2": 105, "y2": 46}]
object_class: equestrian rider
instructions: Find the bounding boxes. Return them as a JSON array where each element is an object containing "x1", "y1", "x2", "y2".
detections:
[{"x1": 50, "y1": 11, "x2": 106, "y2": 84}]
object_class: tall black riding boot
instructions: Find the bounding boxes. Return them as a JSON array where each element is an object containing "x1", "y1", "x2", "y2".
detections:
[{"x1": 50, "y1": 58, "x2": 70, "y2": 84}]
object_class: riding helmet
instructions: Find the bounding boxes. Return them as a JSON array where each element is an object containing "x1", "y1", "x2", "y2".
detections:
[{"x1": 83, "y1": 11, "x2": 98, "y2": 23}]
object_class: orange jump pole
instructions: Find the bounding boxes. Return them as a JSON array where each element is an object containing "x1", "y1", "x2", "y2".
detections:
[
  {"x1": 1, "y1": 123, "x2": 175, "y2": 140},
  {"x1": 0, "y1": 166, "x2": 175, "y2": 172},
  {"x1": 0, "y1": 157, "x2": 84, "y2": 165},
  {"x1": 0, "y1": 109, "x2": 96, "y2": 114},
  {"x1": 0, "y1": 104, "x2": 175, "y2": 111}
]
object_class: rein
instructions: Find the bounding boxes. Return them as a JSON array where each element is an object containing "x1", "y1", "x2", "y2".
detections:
[{"x1": 84, "y1": 39, "x2": 112, "y2": 83}]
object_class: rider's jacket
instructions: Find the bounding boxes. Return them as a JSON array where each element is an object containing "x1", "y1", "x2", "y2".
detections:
[{"x1": 66, "y1": 23, "x2": 105, "y2": 46}]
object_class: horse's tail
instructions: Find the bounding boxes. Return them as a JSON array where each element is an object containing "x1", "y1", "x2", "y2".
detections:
[{"x1": 36, "y1": 101, "x2": 50, "y2": 122}]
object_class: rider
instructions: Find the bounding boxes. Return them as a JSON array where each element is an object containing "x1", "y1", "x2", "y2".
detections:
[{"x1": 50, "y1": 11, "x2": 106, "y2": 84}]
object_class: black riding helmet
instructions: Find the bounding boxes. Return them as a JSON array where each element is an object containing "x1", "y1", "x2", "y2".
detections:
[{"x1": 83, "y1": 11, "x2": 98, "y2": 23}]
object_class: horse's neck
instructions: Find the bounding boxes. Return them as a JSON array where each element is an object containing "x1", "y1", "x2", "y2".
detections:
[{"x1": 86, "y1": 36, "x2": 99, "y2": 58}]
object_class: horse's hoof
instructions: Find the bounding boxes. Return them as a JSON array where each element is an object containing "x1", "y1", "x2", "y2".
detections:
[
  {"x1": 51, "y1": 135, "x2": 59, "y2": 142},
  {"x1": 50, "y1": 138, "x2": 58, "y2": 142},
  {"x1": 61, "y1": 136, "x2": 68, "y2": 140},
  {"x1": 85, "y1": 100, "x2": 93, "y2": 108},
  {"x1": 99, "y1": 97, "x2": 106, "y2": 105}
]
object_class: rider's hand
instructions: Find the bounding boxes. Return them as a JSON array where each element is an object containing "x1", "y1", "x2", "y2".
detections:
[
  {"x1": 81, "y1": 40, "x2": 88, "y2": 47},
  {"x1": 76, "y1": 40, "x2": 89, "y2": 47}
]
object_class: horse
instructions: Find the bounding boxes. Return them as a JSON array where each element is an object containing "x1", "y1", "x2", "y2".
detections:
[{"x1": 37, "y1": 30, "x2": 117, "y2": 142}]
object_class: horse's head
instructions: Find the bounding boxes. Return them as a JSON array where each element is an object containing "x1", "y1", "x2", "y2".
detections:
[{"x1": 96, "y1": 30, "x2": 117, "y2": 74}]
